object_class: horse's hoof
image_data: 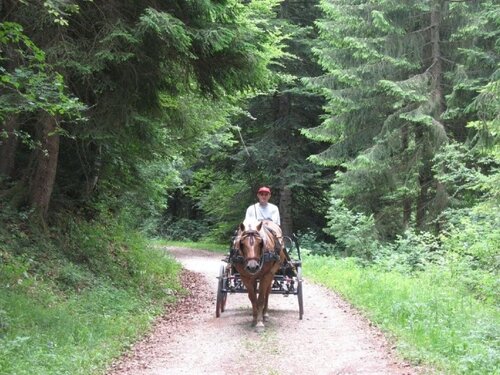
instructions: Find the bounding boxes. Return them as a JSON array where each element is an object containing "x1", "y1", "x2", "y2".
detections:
[
  {"x1": 255, "y1": 322, "x2": 265, "y2": 332},
  {"x1": 263, "y1": 314, "x2": 269, "y2": 322}
]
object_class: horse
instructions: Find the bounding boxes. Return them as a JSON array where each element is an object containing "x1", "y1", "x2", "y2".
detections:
[{"x1": 231, "y1": 218, "x2": 286, "y2": 330}]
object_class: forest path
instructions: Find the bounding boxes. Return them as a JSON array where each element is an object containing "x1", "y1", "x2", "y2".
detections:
[{"x1": 107, "y1": 247, "x2": 424, "y2": 375}]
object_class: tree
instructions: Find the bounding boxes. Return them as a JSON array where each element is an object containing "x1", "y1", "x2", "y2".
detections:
[
  {"x1": 1, "y1": 1, "x2": 286, "y2": 227},
  {"x1": 181, "y1": 0, "x2": 331, "y2": 239},
  {"x1": 307, "y1": 0, "x2": 498, "y2": 241},
  {"x1": 0, "y1": 20, "x2": 85, "y2": 220}
]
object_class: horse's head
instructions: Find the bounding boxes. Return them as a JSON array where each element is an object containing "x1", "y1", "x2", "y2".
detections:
[{"x1": 238, "y1": 220, "x2": 265, "y2": 274}]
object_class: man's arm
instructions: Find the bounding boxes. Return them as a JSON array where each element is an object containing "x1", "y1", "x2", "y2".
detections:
[
  {"x1": 273, "y1": 205, "x2": 281, "y2": 226},
  {"x1": 245, "y1": 204, "x2": 255, "y2": 222}
]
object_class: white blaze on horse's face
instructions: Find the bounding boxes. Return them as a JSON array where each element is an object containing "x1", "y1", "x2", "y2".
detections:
[{"x1": 239, "y1": 221, "x2": 263, "y2": 274}]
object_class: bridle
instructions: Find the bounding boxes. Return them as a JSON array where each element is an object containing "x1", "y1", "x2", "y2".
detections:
[
  {"x1": 238, "y1": 229, "x2": 263, "y2": 264},
  {"x1": 232, "y1": 226, "x2": 282, "y2": 267}
]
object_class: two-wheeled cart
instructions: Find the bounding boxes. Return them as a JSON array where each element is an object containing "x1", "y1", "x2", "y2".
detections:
[{"x1": 216, "y1": 234, "x2": 303, "y2": 319}]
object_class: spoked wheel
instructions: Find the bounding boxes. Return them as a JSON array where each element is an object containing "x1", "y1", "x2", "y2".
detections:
[
  {"x1": 216, "y1": 264, "x2": 227, "y2": 318},
  {"x1": 296, "y1": 265, "x2": 304, "y2": 320}
]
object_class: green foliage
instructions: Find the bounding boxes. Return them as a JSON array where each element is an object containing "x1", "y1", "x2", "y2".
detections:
[
  {"x1": 373, "y1": 230, "x2": 444, "y2": 274},
  {"x1": 309, "y1": 0, "x2": 499, "y2": 239},
  {"x1": 433, "y1": 142, "x2": 490, "y2": 203},
  {"x1": 159, "y1": 217, "x2": 210, "y2": 242},
  {"x1": 304, "y1": 255, "x2": 499, "y2": 374},
  {"x1": 2, "y1": 0, "x2": 287, "y2": 234},
  {"x1": 0, "y1": 208, "x2": 182, "y2": 375},
  {"x1": 0, "y1": 22, "x2": 86, "y2": 120},
  {"x1": 0, "y1": 285, "x2": 166, "y2": 375},
  {"x1": 172, "y1": 0, "x2": 330, "y2": 239},
  {"x1": 324, "y1": 197, "x2": 379, "y2": 259},
  {"x1": 294, "y1": 229, "x2": 335, "y2": 257},
  {"x1": 441, "y1": 205, "x2": 500, "y2": 273},
  {"x1": 187, "y1": 171, "x2": 249, "y2": 239},
  {"x1": 43, "y1": 0, "x2": 82, "y2": 26}
]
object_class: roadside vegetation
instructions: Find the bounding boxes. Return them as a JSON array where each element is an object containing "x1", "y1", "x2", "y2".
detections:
[
  {"x1": 304, "y1": 254, "x2": 498, "y2": 375},
  {"x1": 0, "y1": 210, "x2": 182, "y2": 375},
  {"x1": 300, "y1": 205, "x2": 499, "y2": 375}
]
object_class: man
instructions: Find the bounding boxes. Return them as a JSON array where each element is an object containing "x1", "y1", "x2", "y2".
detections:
[{"x1": 245, "y1": 186, "x2": 281, "y2": 226}]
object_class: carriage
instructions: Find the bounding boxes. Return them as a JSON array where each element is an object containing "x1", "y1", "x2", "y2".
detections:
[{"x1": 215, "y1": 229, "x2": 304, "y2": 322}]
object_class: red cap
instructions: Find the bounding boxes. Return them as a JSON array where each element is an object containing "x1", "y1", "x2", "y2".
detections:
[{"x1": 258, "y1": 186, "x2": 271, "y2": 194}]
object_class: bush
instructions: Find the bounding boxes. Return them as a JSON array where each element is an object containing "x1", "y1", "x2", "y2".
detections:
[
  {"x1": 441, "y1": 204, "x2": 500, "y2": 271},
  {"x1": 158, "y1": 217, "x2": 210, "y2": 241},
  {"x1": 373, "y1": 230, "x2": 444, "y2": 274},
  {"x1": 296, "y1": 229, "x2": 336, "y2": 256},
  {"x1": 324, "y1": 198, "x2": 380, "y2": 259}
]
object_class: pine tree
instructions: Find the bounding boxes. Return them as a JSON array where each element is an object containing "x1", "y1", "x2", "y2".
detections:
[{"x1": 308, "y1": 0, "x2": 497, "y2": 241}]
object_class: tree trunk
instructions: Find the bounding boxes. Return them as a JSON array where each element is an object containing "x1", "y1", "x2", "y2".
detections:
[
  {"x1": 0, "y1": 115, "x2": 19, "y2": 178},
  {"x1": 416, "y1": 0, "x2": 447, "y2": 231},
  {"x1": 0, "y1": 40, "x2": 21, "y2": 179},
  {"x1": 433, "y1": 181, "x2": 448, "y2": 232},
  {"x1": 272, "y1": 91, "x2": 294, "y2": 237},
  {"x1": 84, "y1": 143, "x2": 102, "y2": 198},
  {"x1": 429, "y1": 0, "x2": 448, "y2": 232},
  {"x1": 401, "y1": 124, "x2": 411, "y2": 229},
  {"x1": 30, "y1": 113, "x2": 60, "y2": 221},
  {"x1": 279, "y1": 186, "x2": 293, "y2": 237},
  {"x1": 416, "y1": 157, "x2": 431, "y2": 230},
  {"x1": 430, "y1": 0, "x2": 444, "y2": 117}
]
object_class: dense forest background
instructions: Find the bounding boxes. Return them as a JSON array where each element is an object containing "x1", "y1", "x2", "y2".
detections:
[
  {"x1": 2, "y1": 0, "x2": 497, "y2": 252},
  {"x1": 0, "y1": 1, "x2": 498, "y2": 373}
]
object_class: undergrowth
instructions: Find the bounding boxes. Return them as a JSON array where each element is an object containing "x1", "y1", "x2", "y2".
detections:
[
  {"x1": 303, "y1": 255, "x2": 499, "y2": 375},
  {"x1": 0, "y1": 208, "x2": 182, "y2": 375}
]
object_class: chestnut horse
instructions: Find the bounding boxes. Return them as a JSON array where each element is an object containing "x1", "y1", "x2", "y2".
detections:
[{"x1": 231, "y1": 219, "x2": 285, "y2": 330}]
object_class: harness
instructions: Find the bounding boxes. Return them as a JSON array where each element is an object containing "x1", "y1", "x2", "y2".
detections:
[{"x1": 230, "y1": 226, "x2": 282, "y2": 265}]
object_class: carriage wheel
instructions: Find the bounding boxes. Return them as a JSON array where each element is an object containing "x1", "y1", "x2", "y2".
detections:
[
  {"x1": 221, "y1": 289, "x2": 227, "y2": 312},
  {"x1": 216, "y1": 264, "x2": 227, "y2": 318},
  {"x1": 296, "y1": 265, "x2": 304, "y2": 320},
  {"x1": 221, "y1": 266, "x2": 229, "y2": 312}
]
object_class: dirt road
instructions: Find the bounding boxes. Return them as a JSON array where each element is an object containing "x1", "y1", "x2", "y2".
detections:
[{"x1": 107, "y1": 247, "x2": 424, "y2": 375}]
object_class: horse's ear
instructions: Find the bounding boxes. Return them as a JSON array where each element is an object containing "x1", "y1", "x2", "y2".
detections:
[
  {"x1": 239, "y1": 222, "x2": 245, "y2": 232},
  {"x1": 256, "y1": 222, "x2": 262, "y2": 231}
]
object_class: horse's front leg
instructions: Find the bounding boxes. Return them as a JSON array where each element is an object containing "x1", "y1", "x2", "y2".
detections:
[
  {"x1": 241, "y1": 277, "x2": 258, "y2": 325},
  {"x1": 256, "y1": 273, "x2": 274, "y2": 328}
]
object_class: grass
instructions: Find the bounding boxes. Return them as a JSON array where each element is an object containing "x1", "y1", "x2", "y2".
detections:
[
  {"x1": 0, "y1": 219, "x2": 183, "y2": 375},
  {"x1": 0, "y1": 285, "x2": 160, "y2": 374},
  {"x1": 303, "y1": 255, "x2": 499, "y2": 375}
]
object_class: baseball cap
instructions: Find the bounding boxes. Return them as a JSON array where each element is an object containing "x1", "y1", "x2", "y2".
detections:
[{"x1": 258, "y1": 186, "x2": 271, "y2": 194}]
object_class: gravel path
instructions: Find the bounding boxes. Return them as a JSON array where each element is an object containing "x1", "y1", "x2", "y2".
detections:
[{"x1": 107, "y1": 247, "x2": 427, "y2": 375}]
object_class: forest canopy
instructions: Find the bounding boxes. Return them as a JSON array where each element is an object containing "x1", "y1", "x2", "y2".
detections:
[{"x1": 1, "y1": 0, "x2": 498, "y2": 276}]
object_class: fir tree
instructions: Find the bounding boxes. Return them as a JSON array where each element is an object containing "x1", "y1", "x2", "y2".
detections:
[{"x1": 307, "y1": 0, "x2": 498, "y2": 241}]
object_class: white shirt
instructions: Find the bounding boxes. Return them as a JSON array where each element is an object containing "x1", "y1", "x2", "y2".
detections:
[{"x1": 245, "y1": 203, "x2": 280, "y2": 226}]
